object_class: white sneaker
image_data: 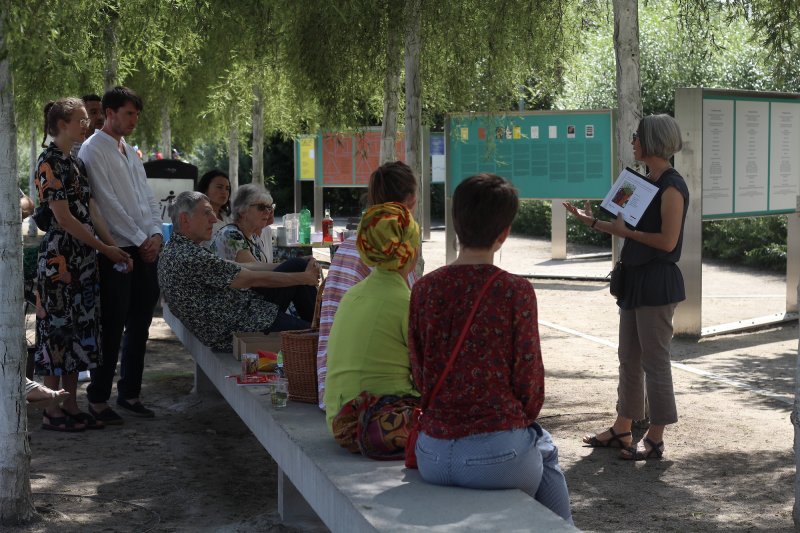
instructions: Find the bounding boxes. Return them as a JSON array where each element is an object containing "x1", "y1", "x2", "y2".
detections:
[{"x1": 78, "y1": 370, "x2": 91, "y2": 382}]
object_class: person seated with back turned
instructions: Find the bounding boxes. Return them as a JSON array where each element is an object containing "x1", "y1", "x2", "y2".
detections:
[
  {"x1": 212, "y1": 184, "x2": 317, "y2": 322},
  {"x1": 158, "y1": 191, "x2": 321, "y2": 352},
  {"x1": 324, "y1": 202, "x2": 421, "y2": 460},
  {"x1": 408, "y1": 174, "x2": 572, "y2": 523},
  {"x1": 316, "y1": 161, "x2": 420, "y2": 409}
]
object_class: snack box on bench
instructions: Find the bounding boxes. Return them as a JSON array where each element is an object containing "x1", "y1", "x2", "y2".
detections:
[{"x1": 232, "y1": 332, "x2": 283, "y2": 361}]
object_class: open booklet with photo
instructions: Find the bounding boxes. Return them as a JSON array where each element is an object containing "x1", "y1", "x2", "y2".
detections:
[{"x1": 599, "y1": 167, "x2": 659, "y2": 227}]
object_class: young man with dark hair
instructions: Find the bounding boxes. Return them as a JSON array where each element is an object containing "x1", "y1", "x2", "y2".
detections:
[
  {"x1": 79, "y1": 86, "x2": 162, "y2": 423},
  {"x1": 81, "y1": 93, "x2": 104, "y2": 132}
]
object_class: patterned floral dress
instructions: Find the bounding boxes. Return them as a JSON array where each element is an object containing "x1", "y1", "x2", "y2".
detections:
[{"x1": 34, "y1": 143, "x2": 101, "y2": 376}]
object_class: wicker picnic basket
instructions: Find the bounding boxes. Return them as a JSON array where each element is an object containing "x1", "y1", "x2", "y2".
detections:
[{"x1": 280, "y1": 277, "x2": 325, "y2": 403}]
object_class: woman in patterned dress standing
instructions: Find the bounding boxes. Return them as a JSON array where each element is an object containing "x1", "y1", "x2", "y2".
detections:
[{"x1": 35, "y1": 98, "x2": 132, "y2": 432}]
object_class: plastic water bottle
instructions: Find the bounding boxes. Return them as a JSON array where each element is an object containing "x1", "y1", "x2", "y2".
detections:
[
  {"x1": 299, "y1": 207, "x2": 311, "y2": 245},
  {"x1": 275, "y1": 351, "x2": 285, "y2": 378}
]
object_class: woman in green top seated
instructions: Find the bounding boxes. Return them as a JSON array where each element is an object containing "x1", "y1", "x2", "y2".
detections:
[{"x1": 324, "y1": 202, "x2": 421, "y2": 460}]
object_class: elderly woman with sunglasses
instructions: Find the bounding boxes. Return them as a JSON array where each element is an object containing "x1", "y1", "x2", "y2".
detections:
[{"x1": 212, "y1": 184, "x2": 318, "y2": 322}]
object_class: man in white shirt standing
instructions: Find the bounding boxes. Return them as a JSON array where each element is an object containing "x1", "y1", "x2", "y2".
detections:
[{"x1": 80, "y1": 86, "x2": 162, "y2": 423}]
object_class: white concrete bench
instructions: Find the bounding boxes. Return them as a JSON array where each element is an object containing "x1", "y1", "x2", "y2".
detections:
[{"x1": 163, "y1": 304, "x2": 577, "y2": 532}]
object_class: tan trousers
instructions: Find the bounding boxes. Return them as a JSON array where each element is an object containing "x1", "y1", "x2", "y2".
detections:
[{"x1": 617, "y1": 304, "x2": 678, "y2": 425}]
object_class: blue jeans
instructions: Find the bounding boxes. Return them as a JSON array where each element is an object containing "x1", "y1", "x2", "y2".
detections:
[{"x1": 416, "y1": 423, "x2": 573, "y2": 524}]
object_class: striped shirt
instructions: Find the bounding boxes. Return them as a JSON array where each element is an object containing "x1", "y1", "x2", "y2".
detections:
[{"x1": 316, "y1": 236, "x2": 417, "y2": 409}]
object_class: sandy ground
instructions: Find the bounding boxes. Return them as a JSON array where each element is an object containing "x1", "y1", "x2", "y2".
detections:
[{"x1": 10, "y1": 229, "x2": 799, "y2": 532}]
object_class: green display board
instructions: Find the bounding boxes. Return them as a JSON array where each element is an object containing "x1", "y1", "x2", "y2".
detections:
[{"x1": 446, "y1": 110, "x2": 615, "y2": 199}]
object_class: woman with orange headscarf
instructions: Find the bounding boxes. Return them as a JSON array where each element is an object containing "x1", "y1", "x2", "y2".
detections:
[{"x1": 324, "y1": 202, "x2": 421, "y2": 459}]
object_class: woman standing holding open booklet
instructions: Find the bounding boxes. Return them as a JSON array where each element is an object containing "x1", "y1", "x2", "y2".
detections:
[{"x1": 564, "y1": 114, "x2": 688, "y2": 461}]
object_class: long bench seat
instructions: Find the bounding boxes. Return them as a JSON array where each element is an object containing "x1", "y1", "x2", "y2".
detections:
[{"x1": 163, "y1": 304, "x2": 577, "y2": 532}]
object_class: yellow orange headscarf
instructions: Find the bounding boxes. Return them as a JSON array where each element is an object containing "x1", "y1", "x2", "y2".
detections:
[{"x1": 356, "y1": 202, "x2": 420, "y2": 271}]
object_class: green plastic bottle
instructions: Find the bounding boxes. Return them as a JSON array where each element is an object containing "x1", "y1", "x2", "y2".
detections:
[{"x1": 299, "y1": 207, "x2": 311, "y2": 244}]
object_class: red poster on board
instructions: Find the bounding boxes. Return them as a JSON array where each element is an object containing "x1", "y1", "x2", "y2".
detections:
[
  {"x1": 322, "y1": 134, "x2": 353, "y2": 185},
  {"x1": 354, "y1": 132, "x2": 381, "y2": 185},
  {"x1": 352, "y1": 134, "x2": 407, "y2": 185}
]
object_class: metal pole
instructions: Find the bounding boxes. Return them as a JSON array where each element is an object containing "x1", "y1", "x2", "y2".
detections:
[{"x1": 550, "y1": 200, "x2": 567, "y2": 260}]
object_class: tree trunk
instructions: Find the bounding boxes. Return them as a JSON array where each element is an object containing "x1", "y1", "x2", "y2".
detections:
[
  {"x1": 103, "y1": 17, "x2": 118, "y2": 90},
  {"x1": 252, "y1": 86, "x2": 265, "y2": 187},
  {"x1": 404, "y1": 0, "x2": 422, "y2": 215},
  {"x1": 160, "y1": 102, "x2": 171, "y2": 159},
  {"x1": 795, "y1": 283, "x2": 800, "y2": 527},
  {"x1": 228, "y1": 124, "x2": 239, "y2": 192},
  {"x1": 380, "y1": 0, "x2": 403, "y2": 164},
  {"x1": 0, "y1": 13, "x2": 36, "y2": 525},
  {"x1": 612, "y1": 0, "x2": 643, "y2": 175},
  {"x1": 27, "y1": 125, "x2": 36, "y2": 237}
]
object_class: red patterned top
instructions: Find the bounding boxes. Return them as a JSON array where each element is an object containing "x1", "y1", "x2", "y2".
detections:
[{"x1": 408, "y1": 264, "x2": 544, "y2": 439}]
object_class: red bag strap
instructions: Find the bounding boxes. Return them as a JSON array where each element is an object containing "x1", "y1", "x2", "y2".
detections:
[{"x1": 423, "y1": 268, "x2": 503, "y2": 410}]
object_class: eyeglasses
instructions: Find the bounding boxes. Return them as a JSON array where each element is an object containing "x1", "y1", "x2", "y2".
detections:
[
  {"x1": 631, "y1": 132, "x2": 639, "y2": 142},
  {"x1": 79, "y1": 118, "x2": 91, "y2": 128},
  {"x1": 251, "y1": 203, "x2": 275, "y2": 212}
]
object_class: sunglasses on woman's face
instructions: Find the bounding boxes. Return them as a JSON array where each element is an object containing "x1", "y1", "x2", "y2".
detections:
[{"x1": 251, "y1": 203, "x2": 275, "y2": 213}]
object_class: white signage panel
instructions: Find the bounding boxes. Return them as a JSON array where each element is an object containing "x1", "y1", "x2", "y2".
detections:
[
  {"x1": 734, "y1": 101, "x2": 769, "y2": 213},
  {"x1": 769, "y1": 102, "x2": 800, "y2": 211},
  {"x1": 702, "y1": 99, "x2": 734, "y2": 216}
]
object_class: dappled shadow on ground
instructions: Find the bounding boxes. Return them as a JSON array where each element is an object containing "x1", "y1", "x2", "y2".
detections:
[
  {"x1": 670, "y1": 325, "x2": 796, "y2": 413},
  {"x1": 18, "y1": 372, "x2": 299, "y2": 533},
  {"x1": 546, "y1": 399, "x2": 795, "y2": 531},
  {"x1": 564, "y1": 447, "x2": 794, "y2": 532}
]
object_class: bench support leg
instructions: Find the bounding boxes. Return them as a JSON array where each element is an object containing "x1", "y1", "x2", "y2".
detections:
[
  {"x1": 278, "y1": 467, "x2": 325, "y2": 528},
  {"x1": 192, "y1": 362, "x2": 220, "y2": 397}
]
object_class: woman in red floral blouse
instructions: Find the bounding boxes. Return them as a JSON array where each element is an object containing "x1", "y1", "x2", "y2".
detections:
[{"x1": 408, "y1": 174, "x2": 572, "y2": 523}]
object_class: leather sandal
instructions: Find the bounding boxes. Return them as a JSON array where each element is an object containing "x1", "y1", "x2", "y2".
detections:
[
  {"x1": 582, "y1": 427, "x2": 632, "y2": 448},
  {"x1": 620, "y1": 437, "x2": 665, "y2": 461},
  {"x1": 42, "y1": 412, "x2": 85, "y2": 432},
  {"x1": 66, "y1": 411, "x2": 105, "y2": 430}
]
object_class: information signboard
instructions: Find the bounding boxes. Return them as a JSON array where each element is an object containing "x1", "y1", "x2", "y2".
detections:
[
  {"x1": 293, "y1": 131, "x2": 405, "y2": 187},
  {"x1": 445, "y1": 110, "x2": 615, "y2": 199},
  {"x1": 431, "y1": 132, "x2": 445, "y2": 183},
  {"x1": 702, "y1": 92, "x2": 800, "y2": 218}
]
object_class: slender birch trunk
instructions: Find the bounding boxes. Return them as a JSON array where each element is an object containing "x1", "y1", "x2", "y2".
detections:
[
  {"x1": 0, "y1": 11, "x2": 36, "y2": 524},
  {"x1": 252, "y1": 86, "x2": 265, "y2": 187},
  {"x1": 160, "y1": 102, "x2": 171, "y2": 159},
  {"x1": 380, "y1": 1, "x2": 403, "y2": 164},
  {"x1": 161, "y1": 101, "x2": 172, "y2": 159},
  {"x1": 103, "y1": 16, "x2": 118, "y2": 90},
  {"x1": 796, "y1": 283, "x2": 800, "y2": 527},
  {"x1": 27, "y1": 126, "x2": 37, "y2": 237},
  {"x1": 228, "y1": 124, "x2": 239, "y2": 192},
  {"x1": 404, "y1": 0, "x2": 424, "y2": 277},
  {"x1": 789, "y1": 282, "x2": 800, "y2": 531},
  {"x1": 613, "y1": 0, "x2": 646, "y2": 418},
  {"x1": 612, "y1": 0, "x2": 643, "y2": 175},
  {"x1": 404, "y1": 0, "x2": 422, "y2": 212}
]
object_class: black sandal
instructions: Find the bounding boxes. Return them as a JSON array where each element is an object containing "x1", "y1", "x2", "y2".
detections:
[
  {"x1": 66, "y1": 411, "x2": 105, "y2": 430},
  {"x1": 620, "y1": 437, "x2": 665, "y2": 461},
  {"x1": 583, "y1": 427, "x2": 632, "y2": 448},
  {"x1": 42, "y1": 412, "x2": 85, "y2": 433}
]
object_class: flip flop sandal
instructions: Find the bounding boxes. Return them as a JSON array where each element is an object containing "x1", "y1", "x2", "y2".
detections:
[
  {"x1": 42, "y1": 413, "x2": 85, "y2": 433},
  {"x1": 620, "y1": 437, "x2": 665, "y2": 461},
  {"x1": 67, "y1": 412, "x2": 105, "y2": 430},
  {"x1": 583, "y1": 427, "x2": 632, "y2": 448}
]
